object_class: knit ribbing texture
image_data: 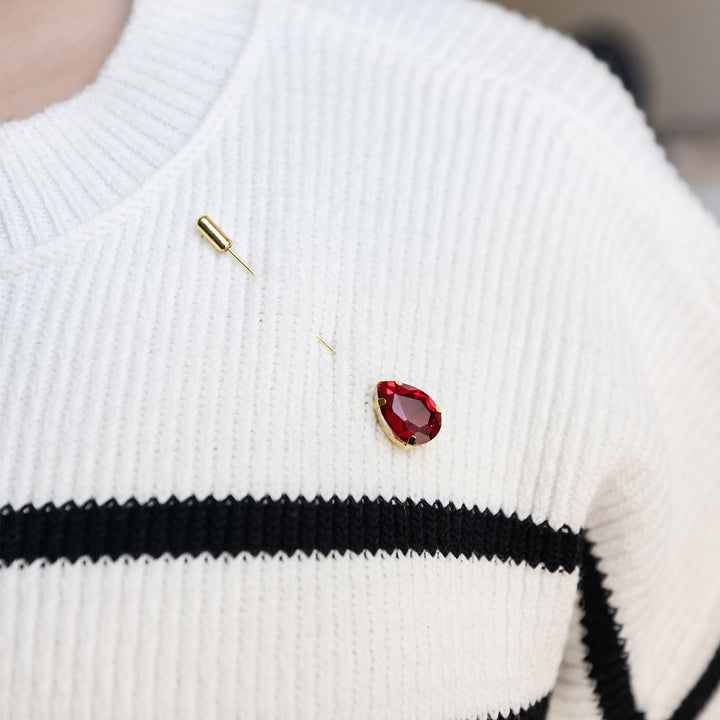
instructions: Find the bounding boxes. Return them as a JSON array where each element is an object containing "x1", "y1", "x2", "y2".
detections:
[{"x1": 1, "y1": 0, "x2": 719, "y2": 717}]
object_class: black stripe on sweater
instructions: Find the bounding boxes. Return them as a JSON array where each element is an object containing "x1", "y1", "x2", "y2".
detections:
[
  {"x1": 669, "y1": 642, "x2": 720, "y2": 720},
  {"x1": 0, "y1": 494, "x2": 581, "y2": 570},
  {"x1": 578, "y1": 538, "x2": 645, "y2": 720},
  {"x1": 579, "y1": 538, "x2": 720, "y2": 720},
  {"x1": 491, "y1": 692, "x2": 550, "y2": 720}
]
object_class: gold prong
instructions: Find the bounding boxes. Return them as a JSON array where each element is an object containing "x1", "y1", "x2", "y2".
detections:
[
  {"x1": 407, "y1": 435, "x2": 417, "y2": 446},
  {"x1": 377, "y1": 397, "x2": 386, "y2": 407},
  {"x1": 395, "y1": 381, "x2": 403, "y2": 386},
  {"x1": 316, "y1": 334, "x2": 337, "y2": 355},
  {"x1": 435, "y1": 406, "x2": 442, "y2": 414}
]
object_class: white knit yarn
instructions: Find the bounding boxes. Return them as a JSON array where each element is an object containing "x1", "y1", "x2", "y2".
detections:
[{"x1": 0, "y1": 0, "x2": 719, "y2": 718}]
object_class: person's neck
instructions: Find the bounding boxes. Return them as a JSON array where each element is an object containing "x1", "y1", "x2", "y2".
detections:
[{"x1": 0, "y1": 0, "x2": 132, "y2": 122}]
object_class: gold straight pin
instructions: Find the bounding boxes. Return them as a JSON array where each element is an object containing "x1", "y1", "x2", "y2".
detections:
[
  {"x1": 196, "y1": 215, "x2": 256, "y2": 276},
  {"x1": 316, "y1": 334, "x2": 337, "y2": 355}
]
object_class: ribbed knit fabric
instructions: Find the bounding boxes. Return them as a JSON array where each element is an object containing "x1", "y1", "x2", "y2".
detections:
[{"x1": 0, "y1": 0, "x2": 719, "y2": 718}]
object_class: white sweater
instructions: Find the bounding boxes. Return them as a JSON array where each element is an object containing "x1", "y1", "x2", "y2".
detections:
[{"x1": 0, "y1": 0, "x2": 719, "y2": 718}]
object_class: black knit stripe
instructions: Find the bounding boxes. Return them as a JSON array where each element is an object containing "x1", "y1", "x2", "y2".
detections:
[
  {"x1": 578, "y1": 537, "x2": 645, "y2": 720},
  {"x1": 580, "y1": 537, "x2": 720, "y2": 720},
  {"x1": 490, "y1": 692, "x2": 550, "y2": 719},
  {"x1": 668, "y1": 642, "x2": 720, "y2": 720},
  {"x1": 0, "y1": 494, "x2": 581, "y2": 570}
]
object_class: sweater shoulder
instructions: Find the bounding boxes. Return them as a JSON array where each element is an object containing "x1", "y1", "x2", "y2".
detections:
[
  {"x1": 284, "y1": 0, "x2": 664, "y2": 172},
  {"x1": 280, "y1": 0, "x2": 720, "y2": 288}
]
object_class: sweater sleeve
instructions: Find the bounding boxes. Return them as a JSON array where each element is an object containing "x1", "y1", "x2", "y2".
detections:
[{"x1": 548, "y1": 148, "x2": 720, "y2": 719}]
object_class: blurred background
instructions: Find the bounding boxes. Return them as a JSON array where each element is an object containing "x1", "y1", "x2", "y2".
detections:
[{"x1": 497, "y1": 0, "x2": 720, "y2": 219}]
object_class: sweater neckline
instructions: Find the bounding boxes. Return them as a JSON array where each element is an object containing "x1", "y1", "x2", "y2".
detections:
[{"x1": 0, "y1": 0, "x2": 269, "y2": 270}]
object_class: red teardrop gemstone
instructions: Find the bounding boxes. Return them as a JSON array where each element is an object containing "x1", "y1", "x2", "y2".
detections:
[{"x1": 375, "y1": 381, "x2": 442, "y2": 446}]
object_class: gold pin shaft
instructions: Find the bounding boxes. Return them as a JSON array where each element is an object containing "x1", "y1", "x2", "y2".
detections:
[
  {"x1": 316, "y1": 334, "x2": 337, "y2": 355},
  {"x1": 196, "y1": 216, "x2": 255, "y2": 276}
]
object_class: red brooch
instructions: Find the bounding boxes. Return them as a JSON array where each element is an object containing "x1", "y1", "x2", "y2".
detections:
[{"x1": 374, "y1": 381, "x2": 442, "y2": 447}]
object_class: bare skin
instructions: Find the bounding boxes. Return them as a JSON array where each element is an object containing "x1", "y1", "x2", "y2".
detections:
[{"x1": 0, "y1": 0, "x2": 132, "y2": 122}]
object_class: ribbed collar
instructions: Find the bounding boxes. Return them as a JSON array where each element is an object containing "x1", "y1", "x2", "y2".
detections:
[{"x1": 0, "y1": 0, "x2": 263, "y2": 260}]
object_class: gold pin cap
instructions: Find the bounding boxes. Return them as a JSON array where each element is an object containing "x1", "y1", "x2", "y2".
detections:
[
  {"x1": 196, "y1": 215, "x2": 255, "y2": 275},
  {"x1": 197, "y1": 215, "x2": 232, "y2": 252}
]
